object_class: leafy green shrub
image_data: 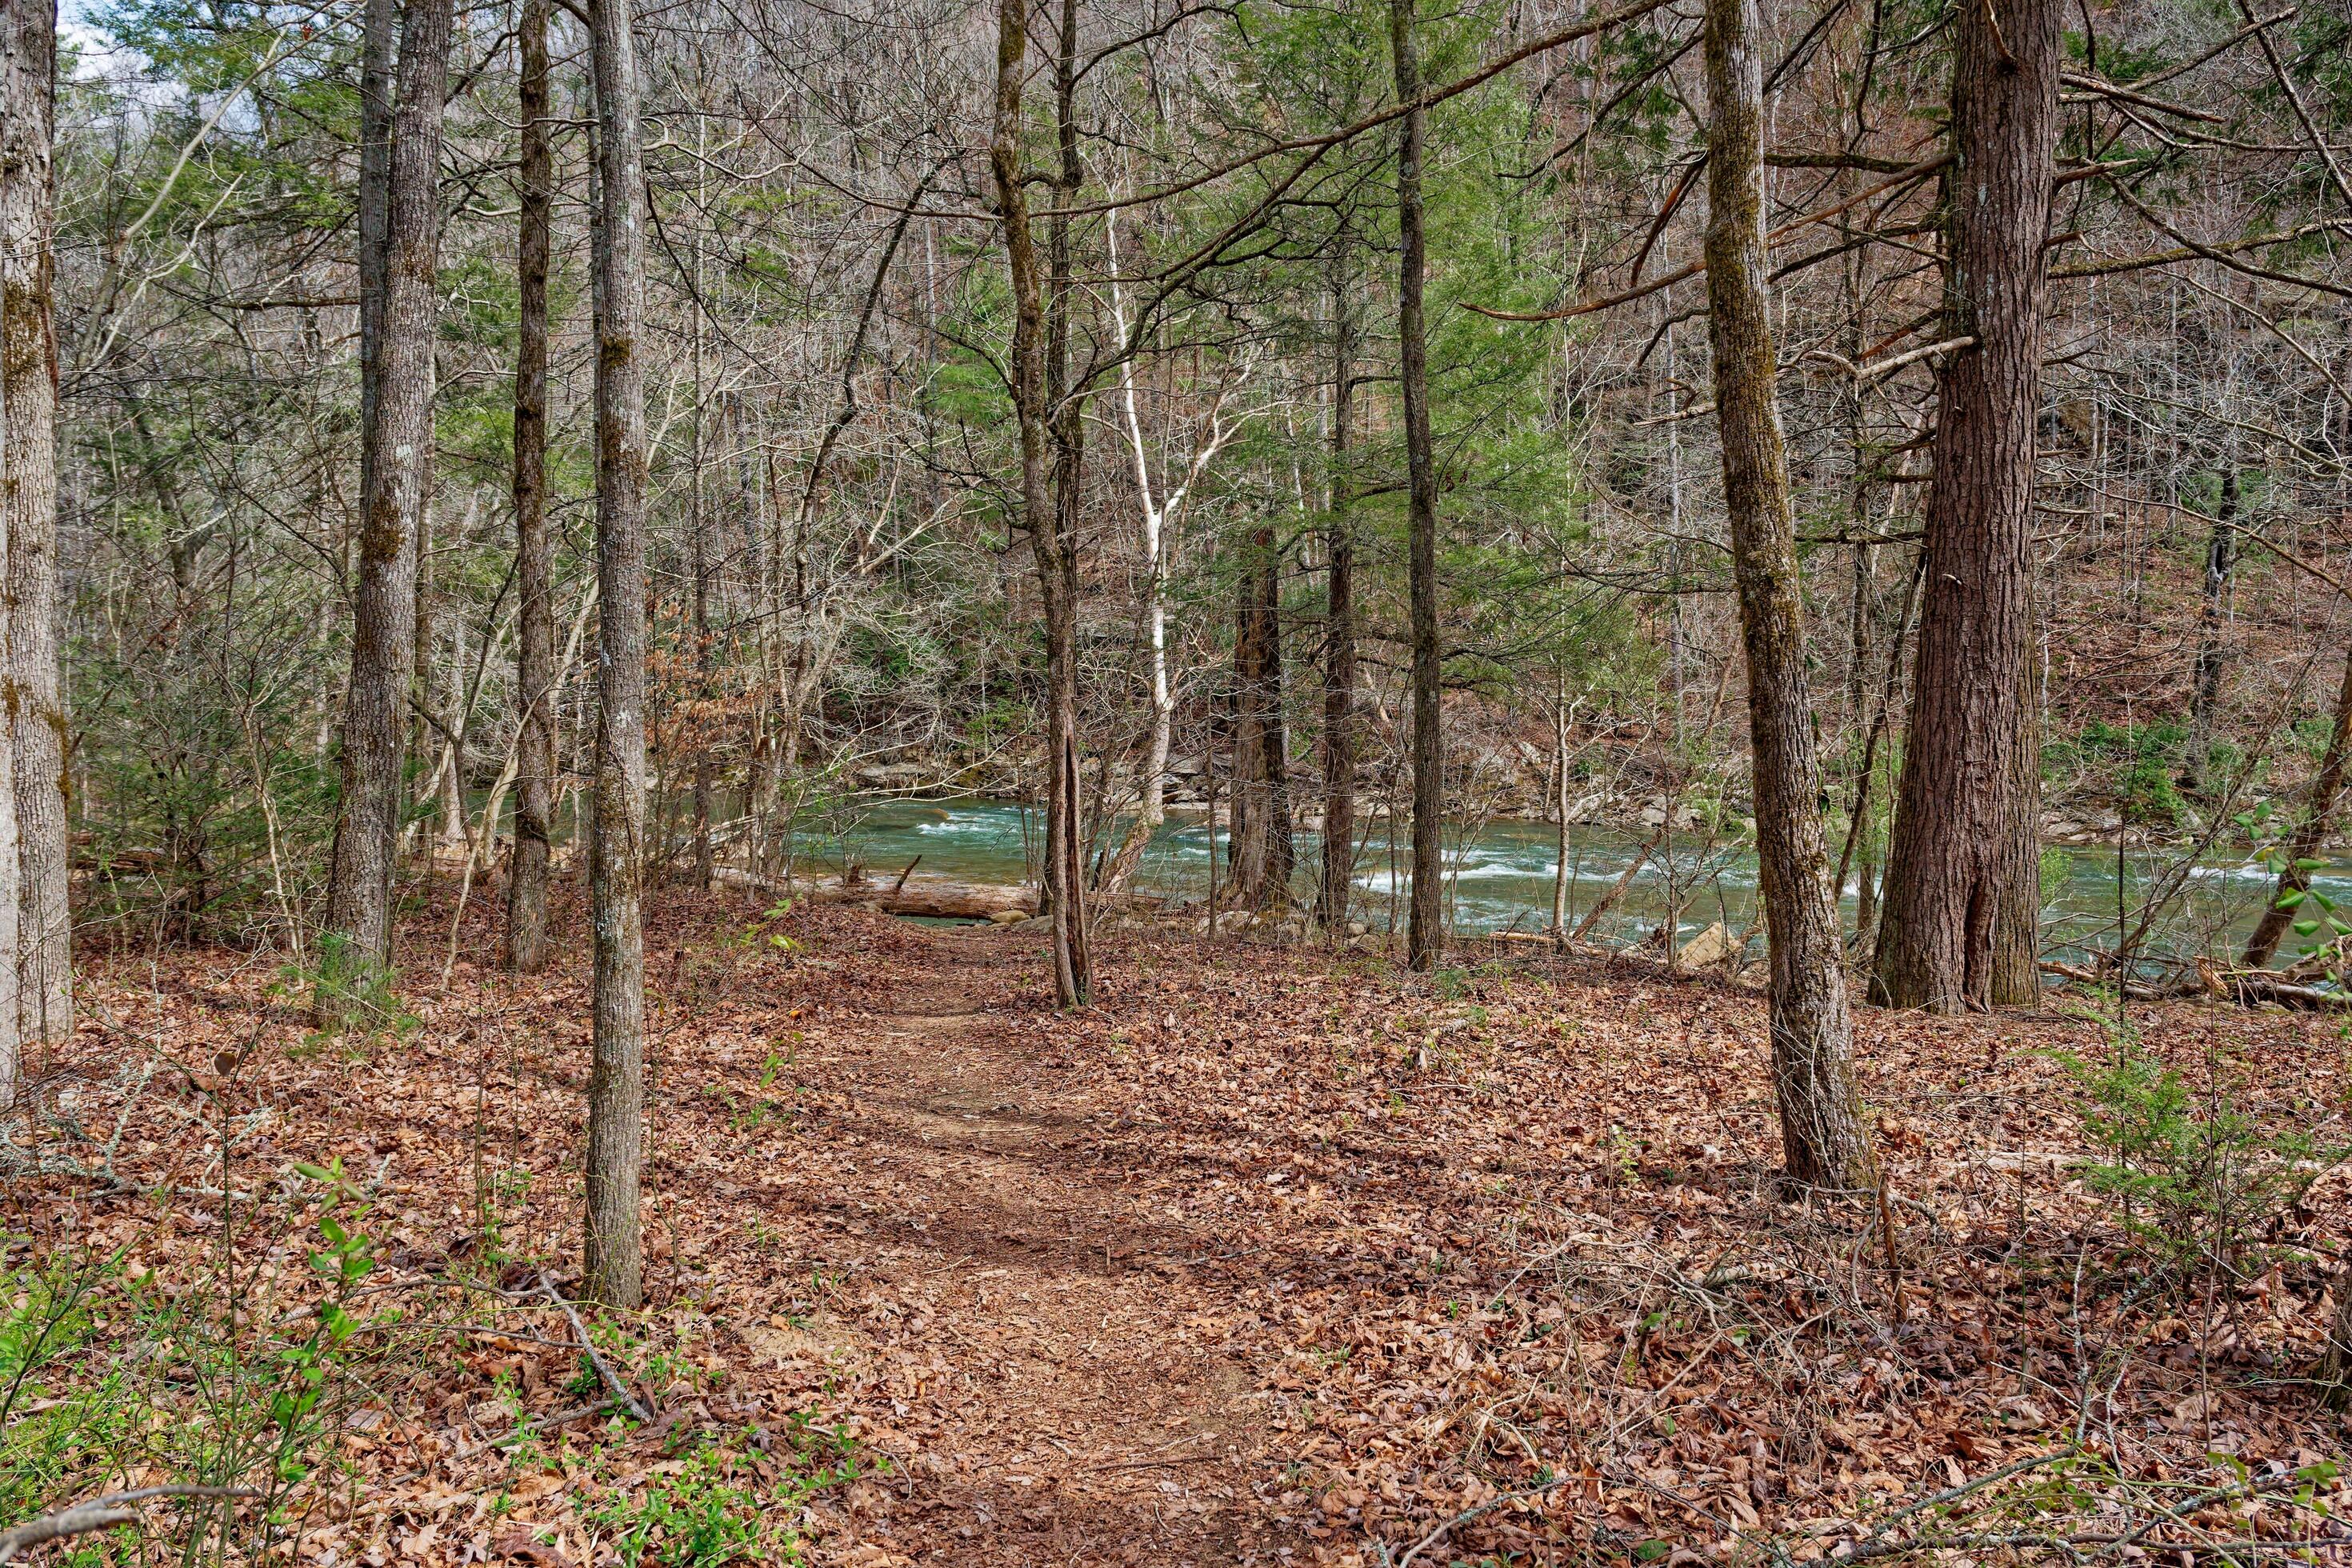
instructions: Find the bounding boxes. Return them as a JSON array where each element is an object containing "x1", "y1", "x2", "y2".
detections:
[
  {"x1": 0, "y1": 1169, "x2": 383, "y2": 1558},
  {"x1": 291, "y1": 930, "x2": 421, "y2": 1043},
  {"x1": 2062, "y1": 1023, "x2": 2338, "y2": 1278}
]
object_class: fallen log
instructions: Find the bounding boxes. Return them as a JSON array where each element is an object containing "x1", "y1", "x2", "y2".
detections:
[
  {"x1": 2038, "y1": 957, "x2": 2352, "y2": 1009},
  {"x1": 711, "y1": 866, "x2": 1037, "y2": 920}
]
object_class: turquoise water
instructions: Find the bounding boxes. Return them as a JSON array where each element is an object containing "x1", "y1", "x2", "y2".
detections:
[{"x1": 783, "y1": 796, "x2": 2350, "y2": 963}]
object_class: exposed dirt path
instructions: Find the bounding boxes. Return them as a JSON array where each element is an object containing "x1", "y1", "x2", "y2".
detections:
[{"x1": 770, "y1": 925, "x2": 1277, "y2": 1566}]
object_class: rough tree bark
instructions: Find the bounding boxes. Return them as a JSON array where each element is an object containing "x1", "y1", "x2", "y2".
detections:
[
  {"x1": 1226, "y1": 533, "x2": 1295, "y2": 912},
  {"x1": 1392, "y1": 0, "x2": 1444, "y2": 972},
  {"x1": 2323, "y1": 1278, "x2": 2352, "y2": 1410},
  {"x1": 1042, "y1": 0, "x2": 1094, "y2": 988},
  {"x1": 1, "y1": 0, "x2": 69, "y2": 1045},
  {"x1": 318, "y1": 0, "x2": 454, "y2": 1022},
  {"x1": 2242, "y1": 645, "x2": 2352, "y2": 971},
  {"x1": 1869, "y1": 0, "x2": 2060, "y2": 1012},
  {"x1": 582, "y1": 0, "x2": 650, "y2": 1309},
  {"x1": 1700, "y1": 0, "x2": 1877, "y2": 1189},
  {"x1": 503, "y1": 0, "x2": 555, "y2": 974},
  {"x1": 1318, "y1": 232, "x2": 1358, "y2": 935},
  {"x1": 2183, "y1": 463, "x2": 2239, "y2": 797},
  {"x1": 0, "y1": 58, "x2": 18, "y2": 1106},
  {"x1": 990, "y1": 0, "x2": 1090, "y2": 1006},
  {"x1": 356, "y1": 0, "x2": 393, "y2": 501}
]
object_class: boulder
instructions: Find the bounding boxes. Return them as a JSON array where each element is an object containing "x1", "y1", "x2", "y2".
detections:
[{"x1": 1675, "y1": 922, "x2": 1741, "y2": 970}]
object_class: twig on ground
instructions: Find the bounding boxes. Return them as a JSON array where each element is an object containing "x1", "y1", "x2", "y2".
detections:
[
  {"x1": 538, "y1": 1271, "x2": 652, "y2": 1422},
  {"x1": 0, "y1": 1486, "x2": 258, "y2": 1564},
  {"x1": 1387, "y1": 1470, "x2": 1584, "y2": 1568}
]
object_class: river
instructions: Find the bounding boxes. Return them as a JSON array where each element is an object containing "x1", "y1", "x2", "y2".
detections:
[{"x1": 780, "y1": 795, "x2": 2352, "y2": 964}]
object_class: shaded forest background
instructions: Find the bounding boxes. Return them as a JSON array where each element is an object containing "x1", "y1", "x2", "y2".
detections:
[{"x1": 45, "y1": 0, "x2": 2352, "y2": 963}]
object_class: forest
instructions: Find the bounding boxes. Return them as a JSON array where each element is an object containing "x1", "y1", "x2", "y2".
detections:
[{"x1": 1, "y1": 0, "x2": 2350, "y2": 1553}]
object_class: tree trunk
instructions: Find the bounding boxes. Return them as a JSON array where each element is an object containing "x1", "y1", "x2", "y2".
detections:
[
  {"x1": 2183, "y1": 464, "x2": 2239, "y2": 796},
  {"x1": 1229, "y1": 530, "x2": 1294, "y2": 913},
  {"x1": 1841, "y1": 218, "x2": 1880, "y2": 958},
  {"x1": 582, "y1": 0, "x2": 650, "y2": 1310},
  {"x1": 1097, "y1": 522, "x2": 1171, "y2": 898},
  {"x1": 1042, "y1": 0, "x2": 1093, "y2": 998},
  {"x1": 0, "y1": 46, "x2": 18, "y2": 1107},
  {"x1": 1550, "y1": 673, "x2": 1570, "y2": 936},
  {"x1": 357, "y1": 0, "x2": 394, "y2": 503},
  {"x1": 318, "y1": 0, "x2": 453, "y2": 1021},
  {"x1": 1847, "y1": 519, "x2": 1882, "y2": 950},
  {"x1": 989, "y1": 0, "x2": 1090, "y2": 1006},
  {"x1": 1226, "y1": 572, "x2": 1267, "y2": 906},
  {"x1": 1318, "y1": 232, "x2": 1358, "y2": 934},
  {"x1": 2242, "y1": 645, "x2": 2352, "y2": 970},
  {"x1": 1869, "y1": 0, "x2": 2059, "y2": 1013},
  {"x1": 1261, "y1": 541, "x2": 1294, "y2": 901},
  {"x1": 2, "y1": 0, "x2": 70, "y2": 1045},
  {"x1": 1700, "y1": 0, "x2": 1877, "y2": 1190},
  {"x1": 2322, "y1": 1276, "x2": 2352, "y2": 1410},
  {"x1": 689, "y1": 456, "x2": 714, "y2": 889},
  {"x1": 1392, "y1": 0, "x2": 1443, "y2": 973},
  {"x1": 688, "y1": 195, "x2": 714, "y2": 890},
  {"x1": 504, "y1": 0, "x2": 555, "y2": 974}
]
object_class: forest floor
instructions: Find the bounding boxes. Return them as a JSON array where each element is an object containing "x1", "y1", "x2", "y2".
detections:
[{"x1": 11, "y1": 883, "x2": 2352, "y2": 1566}]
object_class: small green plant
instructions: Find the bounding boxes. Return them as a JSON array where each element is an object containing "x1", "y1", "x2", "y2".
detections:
[
  {"x1": 2242, "y1": 802, "x2": 2352, "y2": 971},
  {"x1": 579, "y1": 1424, "x2": 879, "y2": 1567},
  {"x1": 292, "y1": 931, "x2": 420, "y2": 1045},
  {"x1": 727, "y1": 902, "x2": 802, "y2": 960},
  {"x1": 0, "y1": 1253, "x2": 136, "y2": 1529},
  {"x1": 2061, "y1": 1020, "x2": 2339, "y2": 1278},
  {"x1": 2046, "y1": 720, "x2": 2187, "y2": 826},
  {"x1": 582, "y1": 1444, "x2": 770, "y2": 1567}
]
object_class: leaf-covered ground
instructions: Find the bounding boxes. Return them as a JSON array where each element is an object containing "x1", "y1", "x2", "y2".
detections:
[{"x1": 9, "y1": 886, "x2": 2350, "y2": 1565}]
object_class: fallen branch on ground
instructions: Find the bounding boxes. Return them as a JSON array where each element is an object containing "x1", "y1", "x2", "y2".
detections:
[
  {"x1": 538, "y1": 1272, "x2": 652, "y2": 1422},
  {"x1": 0, "y1": 1487, "x2": 258, "y2": 1564},
  {"x1": 2038, "y1": 958, "x2": 2352, "y2": 1009}
]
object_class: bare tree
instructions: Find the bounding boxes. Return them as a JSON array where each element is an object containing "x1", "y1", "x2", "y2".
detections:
[
  {"x1": 1, "y1": 0, "x2": 66, "y2": 1044},
  {"x1": 582, "y1": 0, "x2": 652, "y2": 1309},
  {"x1": 0, "y1": 31, "x2": 17, "y2": 1104},
  {"x1": 505, "y1": 0, "x2": 556, "y2": 974},
  {"x1": 1098, "y1": 260, "x2": 1244, "y2": 898},
  {"x1": 990, "y1": 0, "x2": 1090, "y2": 1006},
  {"x1": 318, "y1": 0, "x2": 455, "y2": 1022},
  {"x1": 1870, "y1": 0, "x2": 2062, "y2": 1012},
  {"x1": 1700, "y1": 0, "x2": 1874, "y2": 1187},
  {"x1": 1392, "y1": 0, "x2": 1442, "y2": 972},
  {"x1": 1318, "y1": 226, "x2": 1358, "y2": 935}
]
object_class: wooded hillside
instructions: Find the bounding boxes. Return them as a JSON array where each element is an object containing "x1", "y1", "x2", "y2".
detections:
[{"x1": 0, "y1": 0, "x2": 2350, "y2": 1554}]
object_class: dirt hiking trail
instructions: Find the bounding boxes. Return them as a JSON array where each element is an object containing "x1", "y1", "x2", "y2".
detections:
[{"x1": 755, "y1": 925, "x2": 1277, "y2": 1566}]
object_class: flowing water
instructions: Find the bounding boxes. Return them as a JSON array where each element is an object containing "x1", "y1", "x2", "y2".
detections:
[{"x1": 780, "y1": 796, "x2": 2352, "y2": 963}]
